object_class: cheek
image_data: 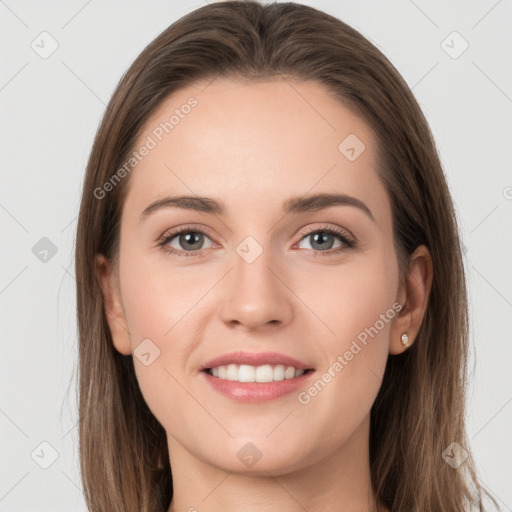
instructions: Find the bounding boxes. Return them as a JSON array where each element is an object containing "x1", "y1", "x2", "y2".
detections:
[
  {"x1": 296, "y1": 252, "x2": 397, "y2": 411},
  {"x1": 118, "y1": 255, "x2": 204, "y2": 431},
  {"x1": 118, "y1": 246, "x2": 207, "y2": 347},
  {"x1": 117, "y1": 250, "x2": 211, "y2": 414},
  {"x1": 297, "y1": 250, "x2": 398, "y2": 348}
]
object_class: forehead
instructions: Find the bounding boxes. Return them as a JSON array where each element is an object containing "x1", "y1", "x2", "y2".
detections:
[{"x1": 123, "y1": 77, "x2": 389, "y2": 224}]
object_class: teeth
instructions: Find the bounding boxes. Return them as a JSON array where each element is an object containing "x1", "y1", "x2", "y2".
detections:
[
  {"x1": 207, "y1": 364, "x2": 307, "y2": 382},
  {"x1": 284, "y1": 366, "x2": 296, "y2": 379},
  {"x1": 226, "y1": 364, "x2": 239, "y2": 381}
]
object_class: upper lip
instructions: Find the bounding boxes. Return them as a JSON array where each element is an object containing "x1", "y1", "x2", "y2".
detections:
[{"x1": 200, "y1": 350, "x2": 314, "y2": 371}]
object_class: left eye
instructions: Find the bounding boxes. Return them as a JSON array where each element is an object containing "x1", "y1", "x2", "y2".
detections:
[{"x1": 296, "y1": 230, "x2": 351, "y2": 252}]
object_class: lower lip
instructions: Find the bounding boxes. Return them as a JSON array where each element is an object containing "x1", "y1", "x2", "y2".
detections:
[{"x1": 200, "y1": 370, "x2": 315, "y2": 403}]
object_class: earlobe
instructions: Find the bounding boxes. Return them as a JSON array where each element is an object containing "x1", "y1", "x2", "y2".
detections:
[
  {"x1": 95, "y1": 253, "x2": 133, "y2": 355},
  {"x1": 389, "y1": 245, "x2": 433, "y2": 355}
]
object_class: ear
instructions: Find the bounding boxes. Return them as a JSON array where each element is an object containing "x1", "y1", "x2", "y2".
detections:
[
  {"x1": 95, "y1": 253, "x2": 132, "y2": 355},
  {"x1": 389, "y1": 244, "x2": 433, "y2": 355}
]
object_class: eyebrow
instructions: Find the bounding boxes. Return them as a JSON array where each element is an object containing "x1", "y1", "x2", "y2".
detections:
[{"x1": 139, "y1": 192, "x2": 375, "y2": 223}]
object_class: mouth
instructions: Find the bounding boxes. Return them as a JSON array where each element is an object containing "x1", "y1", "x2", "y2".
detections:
[
  {"x1": 199, "y1": 351, "x2": 316, "y2": 403},
  {"x1": 203, "y1": 364, "x2": 315, "y2": 382}
]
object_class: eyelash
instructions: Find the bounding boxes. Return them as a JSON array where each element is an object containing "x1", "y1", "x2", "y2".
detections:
[{"x1": 157, "y1": 224, "x2": 357, "y2": 258}]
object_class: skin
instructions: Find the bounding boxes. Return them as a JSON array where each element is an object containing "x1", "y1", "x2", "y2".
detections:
[{"x1": 96, "y1": 77, "x2": 433, "y2": 512}]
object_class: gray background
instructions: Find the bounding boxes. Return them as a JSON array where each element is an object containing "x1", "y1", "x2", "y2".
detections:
[{"x1": 1, "y1": 0, "x2": 511, "y2": 510}]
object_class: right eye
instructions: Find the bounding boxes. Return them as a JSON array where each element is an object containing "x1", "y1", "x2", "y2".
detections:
[{"x1": 158, "y1": 226, "x2": 216, "y2": 257}]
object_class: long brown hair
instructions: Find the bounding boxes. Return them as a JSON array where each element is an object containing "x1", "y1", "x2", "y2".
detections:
[{"x1": 75, "y1": 2, "x2": 500, "y2": 510}]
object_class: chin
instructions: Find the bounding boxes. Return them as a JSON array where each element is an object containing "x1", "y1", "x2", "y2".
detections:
[{"x1": 203, "y1": 437, "x2": 313, "y2": 477}]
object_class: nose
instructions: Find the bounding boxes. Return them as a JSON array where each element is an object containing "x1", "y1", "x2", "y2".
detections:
[{"x1": 219, "y1": 245, "x2": 294, "y2": 331}]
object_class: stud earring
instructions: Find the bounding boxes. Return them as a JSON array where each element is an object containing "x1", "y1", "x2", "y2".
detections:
[{"x1": 401, "y1": 333, "x2": 409, "y2": 347}]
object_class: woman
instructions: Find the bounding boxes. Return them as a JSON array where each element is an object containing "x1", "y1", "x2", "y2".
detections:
[{"x1": 75, "y1": 1, "x2": 500, "y2": 510}]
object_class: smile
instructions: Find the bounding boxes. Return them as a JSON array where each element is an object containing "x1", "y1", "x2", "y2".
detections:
[{"x1": 204, "y1": 364, "x2": 310, "y2": 382}]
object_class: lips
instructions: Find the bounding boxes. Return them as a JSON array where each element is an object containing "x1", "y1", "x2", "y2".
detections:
[
  {"x1": 199, "y1": 350, "x2": 314, "y2": 372},
  {"x1": 201, "y1": 368, "x2": 314, "y2": 403},
  {"x1": 198, "y1": 350, "x2": 316, "y2": 403}
]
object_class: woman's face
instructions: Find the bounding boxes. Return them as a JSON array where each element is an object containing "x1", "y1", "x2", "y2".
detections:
[{"x1": 100, "y1": 78, "x2": 407, "y2": 475}]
